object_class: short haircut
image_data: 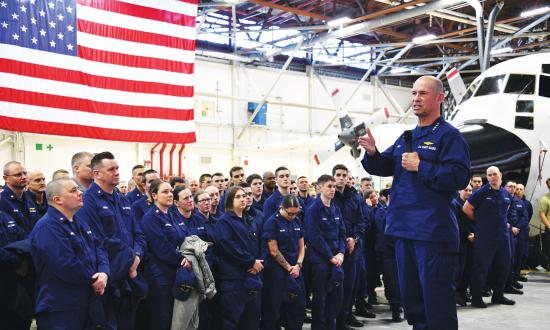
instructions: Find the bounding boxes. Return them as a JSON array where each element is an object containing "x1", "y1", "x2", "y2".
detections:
[
  {"x1": 52, "y1": 169, "x2": 70, "y2": 180},
  {"x1": 290, "y1": 180, "x2": 296, "y2": 185},
  {"x1": 173, "y1": 185, "x2": 188, "y2": 201},
  {"x1": 332, "y1": 164, "x2": 348, "y2": 176},
  {"x1": 142, "y1": 169, "x2": 158, "y2": 183},
  {"x1": 297, "y1": 176, "x2": 307, "y2": 181},
  {"x1": 246, "y1": 174, "x2": 262, "y2": 184},
  {"x1": 275, "y1": 166, "x2": 289, "y2": 177},
  {"x1": 212, "y1": 172, "x2": 224, "y2": 178},
  {"x1": 239, "y1": 182, "x2": 250, "y2": 188},
  {"x1": 229, "y1": 166, "x2": 243, "y2": 178},
  {"x1": 148, "y1": 179, "x2": 165, "y2": 197},
  {"x1": 281, "y1": 195, "x2": 300, "y2": 209},
  {"x1": 224, "y1": 186, "x2": 245, "y2": 212},
  {"x1": 3, "y1": 161, "x2": 22, "y2": 175},
  {"x1": 71, "y1": 152, "x2": 94, "y2": 169},
  {"x1": 194, "y1": 189, "x2": 208, "y2": 203},
  {"x1": 169, "y1": 176, "x2": 185, "y2": 188},
  {"x1": 263, "y1": 171, "x2": 274, "y2": 179},
  {"x1": 471, "y1": 175, "x2": 482, "y2": 180},
  {"x1": 361, "y1": 177, "x2": 372, "y2": 183},
  {"x1": 46, "y1": 178, "x2": 72, "y2": 203},
  {"x1": 363, "y1": 189, "x2": 376, "y2": 200},
  {"x1": 132, "y1": 165, "x2": 145, "y2": 175},
  {"x1": 317, "y1": 174, "x2": 335, "y2": 186},
  {"x1": 199, "y1": 173, "x2": 212, "y2": 183},
  {"x1": 91, "y1": 151, "x2": 115, "y2": 170}
]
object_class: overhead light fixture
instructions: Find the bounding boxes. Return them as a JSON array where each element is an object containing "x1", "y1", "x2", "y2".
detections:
[
  {"x1": 520, "y1": 6, "x2": 550, "y2": 18},
  {"x1": 490, "y1": 47, "x2": 513, "y2": 55},
  {"x1": 390, "y1": 67, "x2": 409, "y2": 74},
  {"x1": 412, "y1": 34, "x2": 437, "y2": 43},
  {"x1": 327, "y1": 17, "x2": 352, "y2": 27}
]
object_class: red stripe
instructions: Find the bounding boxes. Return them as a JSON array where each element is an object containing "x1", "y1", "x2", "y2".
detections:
[
  {"x1": 331, "y1": 88, "x2": 339, "y2": 96},
  {"x1": 178, "y1": 0, "x2": 198, "y2": 4},
  {"x1": 313, "y1": 154, "x2": 320, "y2": 165},
  {"x1": 77, "y1": 46, "x2": 194, "y2": 74},
  {"x1": 1, "y1": 88, "x2": 194, "y2": 121},
  {"x1": 0, "y1": 117, "x2": 197, "y2": 144},
  {"x1": 77, "y1": 19, "x2": 196, "y2": 51},
  {"x1": 447, "y1": 68, "x2": 458, "y2": 80},
  {"x1": 77, "y1": 0, "x2": 196, "y2": 27},
  {"x1": 0, "y1": 59, "x2": 193, "y2": 98}
]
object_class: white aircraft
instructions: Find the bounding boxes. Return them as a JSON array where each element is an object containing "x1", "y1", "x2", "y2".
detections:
[{"x1": 447, "y1": 52, "x2": 550, "y2": 233}]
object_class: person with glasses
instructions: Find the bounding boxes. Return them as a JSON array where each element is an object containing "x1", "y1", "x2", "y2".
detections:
[
  {"x1": 140, "y1": 180, "x2": 191, "y2": 330},
  {"x1": 261, "y1": 195, "x2": 305, "y2": 330},
  {"x1": 26, "y1": 170, "x2": 48, "y2": 217},
  {"x1": 215, "y1": 186, "x2": 264, "y2": 330},
  {"x1": 263, "y1": 166, "x2": 293, "y2": 219},
  {"x1": 305, "y1": 174, "x2": 346, "y2": 330},
  {"x1": 1, "y1": 161, "x2": 40, "y2": 234},
  {"x1": 205, "y1": 186, "x2": 222, "y2": 219},
  {"x1": 247, "y1": 174, "x2": 265, "y2": 213}
]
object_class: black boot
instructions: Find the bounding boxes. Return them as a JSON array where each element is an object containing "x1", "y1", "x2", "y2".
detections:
[
  {"x1": 504, "y1": 286, "x2": 523, "y2": 295},
  {"x1": 455, "y1": 292, "x2": 467, "y2": 307},
  {"x1": 470, "y1": 296, "x2": 487, "y2": 308},
  {"x1": 354, "y1": 299, "x2": 376, "y2": 318},
  {"x1": 491, "y1": 294, "x2": 515, "y2": 305},
  {"x1": 390, "y1": 306, "x2": 403, "y2": 322},
  {"x1": 512, "y1": 281, "x2": 523, "y2": 289}
]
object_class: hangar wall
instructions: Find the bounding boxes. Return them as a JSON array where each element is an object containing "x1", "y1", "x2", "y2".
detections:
[{"x1": 0, "y1": 58, "x2": 414, "y2": 183}]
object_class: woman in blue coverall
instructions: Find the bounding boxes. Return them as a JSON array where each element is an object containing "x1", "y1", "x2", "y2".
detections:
[
  {"x1": 215, "y1": 186, "x2": 264, "y2": 330},
  {"x1": 261, "y1": 195, "x2": 306, "y2": 330},
  {"x1": 140, "y1": 180, "x2": 191, "y2": 330}
]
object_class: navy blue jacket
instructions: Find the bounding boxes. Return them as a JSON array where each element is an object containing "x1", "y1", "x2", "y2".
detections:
[
  {"x1": 468, "y1": 184, "x2": 511, "y2": 242},
  {"x1": 126, "y1": 188, "x2": 145, "y2": 205},
  {"x1": 373, "y1": 204, "x2": 391, "y2": 253},
  {"x1": 0, "y1": 210, "x2": 26, "y2": 270},
  {"x1": 512, "y1": 196, "x2": 529, "y2": 230},
  {"x1": 24, "y1": 190, "x2": 48, "y2": 218},
  {"x1": 333, "y1": 186, "x2": 366, "y2": 261},
  {"x1": 0, "y1": 186, "x2": 40, "y2": 234},
  {"x1": 132, "y1": 196, "x2": 152, "y2": 221},
  {"x1": 263, "y1": 189, "x2": 285, "y2": 220},
  {"x1": 30, "y1": 207, "x2": 110, "y2": 312},
  {"x1": 362, "y1": 117, "x2": 470, "y2": 250},
  {"x1": 521, "y1": 197, "x2": 533, "y2": 224},
  {"x1": 191, "y1": 209, "x2": 218, "y2": 269},
  {"x1": 245, "y1": 207, "x2": 267, "y2": 260},
  {"x1": 262, "y1": 211, "x2": 303, "y2": 277},
  {"x1": 77, "y1": 182, "x2": 146, "y2": 278},
  {"x1": 141, "y1": 205, "x2": 188, "y2": 287},
  {"x1": 215, "y1": 211, "x2": 259, "y2": 281},
  {"x1": 298, "y1": 194, "x2": 315, "y2": 210},
  {"x1": 304, "y1": 197, "x2": 346, "y2": 264},
  {"x1": 251, "y1": 196, "x2": 265, "y2": 213},
  {"x1": 451, "y1": 197, "x2": 475, "y2": 241}
]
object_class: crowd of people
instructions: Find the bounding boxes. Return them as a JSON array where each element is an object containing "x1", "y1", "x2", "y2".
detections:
[{"x1": 1, "y1": 76, "x2": 548, "y2": 330}]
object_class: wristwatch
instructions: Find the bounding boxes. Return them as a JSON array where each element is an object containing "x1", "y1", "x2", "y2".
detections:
[{"x1": 296, "y1": 261, "x2": 303, "y2": 268}]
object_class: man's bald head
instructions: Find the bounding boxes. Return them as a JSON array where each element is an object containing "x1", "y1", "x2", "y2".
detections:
[{"x1": 416, "y1": 75, "x2": 444, "y2": 94}]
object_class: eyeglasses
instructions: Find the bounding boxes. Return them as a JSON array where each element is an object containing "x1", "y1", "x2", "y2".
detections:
[
  {"x1": 245, "y1": 192, "x2": 253, "y2": 196},
  {"x1": 284, "y1": 209, "x2": 299, "y2": 217},
  {"x1": 198, "y1": 198, "x2": 211, "y2": 203},
  {"x1": 5, "y1": 171, "x2": 27, "y2": 178}
]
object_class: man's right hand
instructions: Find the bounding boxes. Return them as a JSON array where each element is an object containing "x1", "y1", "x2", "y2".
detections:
[
  {"x1": 128, "y1": 255, "x2": 140, "y2": 279},
  {"x1": 358, "y1": 128, "x2": 377, "y2": 156},
  {"x1": 252, "y1": 259, "x2": 264, "y2": 273}
]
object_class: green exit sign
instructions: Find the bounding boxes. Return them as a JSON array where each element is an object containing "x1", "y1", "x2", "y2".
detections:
[{"x1": 35, "y1": 143, "x2": 54, "y2": 151}]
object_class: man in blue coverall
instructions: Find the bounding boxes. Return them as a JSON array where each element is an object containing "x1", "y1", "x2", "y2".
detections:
[
  {"x1": 359, "y1": 76, "x2": 471, "y2": 330},
  {"x1": 131, "y1": 169, "x2": 160, "y2": 221},
  {"x1": 77, "y1": 152, "x2": 147, "y2": 330},
  {"x1": 264, "y1": 166, "x2": 293, "y2": 219},
  {"x1": 31, "y1": 178, "x2": 109, "y2": 329},
  {"x1": 305, "y1": 174, "x2": 346, "y2": 330},
  {"x1": 463, "y1": 166, "x2": 516, "y2": 307}
]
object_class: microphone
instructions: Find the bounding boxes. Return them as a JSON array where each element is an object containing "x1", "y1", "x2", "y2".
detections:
[{"x1": 404, "y1": 130, "x2": 412, "y2": 152}]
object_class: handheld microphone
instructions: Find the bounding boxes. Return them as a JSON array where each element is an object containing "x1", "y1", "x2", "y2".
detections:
[{"x1": 404, "y1": 130, "x2": 412, "y2": 152}]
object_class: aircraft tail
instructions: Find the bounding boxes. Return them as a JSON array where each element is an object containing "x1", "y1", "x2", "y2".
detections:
[{"x1": 446, "y1": 67, "x2": 467, "y2": 104}]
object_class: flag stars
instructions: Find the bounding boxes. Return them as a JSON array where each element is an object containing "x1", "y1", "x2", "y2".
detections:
[
  {"x1": 0, "y1": 1, "x2": 6, "y2": 8},
  {"x1": 39, "y1": 10, "x2": 45, "y2": 17},
  {"x1": 30, "y1": 17, "x2": 37, "y2": 25},
  {"x1": 57, "y1": 32, "x2": 63, "y2": 40},
  {"x1": 67, "y1": 24, "x2": 74, "y2": 32},
  {"x1": 39, "y1": 29, "x2": 46, "y2": 36},
  {"x1": 30, "y1": 0, "x2": 36, "y2": 5},
  {"x1": 49, "y1": 40, "x2": 56, "y2": 47},
  {"x1": 66, "y1": 6, "x2": 73, "y2": 13},
  {"x1": 48, "y1": 2, "x2": 55, "y2": 9},
  {"x1": 20, "y1": 5, "x2": 26, "y2": 13},
  {"x1": 20, "y1": 25, "x2": 27, "y2": 33},
  {"x1": 12, "y1": 33, "x2": 19, "y2": 40},
  {"x1": 48, "y1": 21, "x2": 56, "y2": 28},
  {"x1": 11, "y1": 12, "x2": 19, "y2": 20},
  {"x1": 67, "y1": 43, "x2": 74, "y2": 51},
  {"x1": 1, "y1": 21, "x2": 7, "y2": 28},
  {"x1": 31, "y1": 37, "x2": 37, "y2": 44}
]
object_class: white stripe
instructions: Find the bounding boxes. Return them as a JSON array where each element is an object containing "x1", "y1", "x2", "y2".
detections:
[
  {"x1": 78, "y1": 32, "x2": 195, "y2": 64},
  {"x1": 1, "y1": 73, "x2": 194, "y2": 109},
  {"x1": 0, "y1": 44, "x2": 194, "y2": 87},
  {"x1": 78, "y1": 5, "x2": 196, "y2": 40},
  {"x1": 118, "y1": 0, "x2": 198, "y2": 17},
  {"x1": 0, "y1": 102, "x2": 195, "y2": 133}
]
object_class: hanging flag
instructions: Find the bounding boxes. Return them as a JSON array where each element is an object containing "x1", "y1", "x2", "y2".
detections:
[{"x1": 0, "y1": 0, "x2": 197, "y2": 143}]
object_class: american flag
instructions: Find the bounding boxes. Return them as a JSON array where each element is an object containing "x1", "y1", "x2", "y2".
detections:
[{"x1": 0, "y1": 0, "x2": 197, "y2": 143}]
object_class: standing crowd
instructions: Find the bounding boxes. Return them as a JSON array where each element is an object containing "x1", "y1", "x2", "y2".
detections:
[{"x1": 1, "y1": 76, "x2": 548, "y2": 330}]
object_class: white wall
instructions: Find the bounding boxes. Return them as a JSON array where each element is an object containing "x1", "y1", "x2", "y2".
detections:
[{"x1": 0, "y1": 58, "x2": 414, "y2": 184}]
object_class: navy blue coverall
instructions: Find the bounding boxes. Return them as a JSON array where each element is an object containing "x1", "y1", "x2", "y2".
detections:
[
  {"x1": 362, "y1": 117, "x2": 471, "y2": 330},
  {"x1": 468, "y1": 184, "x2": 513, "y2": 300},
  {"x1": 215, "y1": 211, "x2": 262, "y2": 330},
  {"x1": 305, "y1": 197, "x2": 346, "y2": 330},
  {"x1": 0, "y1": 186, "x2": 41, "y2": 234},
  {"x1": 126, "y1": 188, "x2": 145, "y2": 205},
  {"x1": 77, "y1": 182, "x2": 147, "y2": 330},
  {"x1": 132, "y1": 195, "x2": 152, "y2": 222},
  {"x1": 141, "y1": 205, "x2": 188, "y2": 330},
  {"x1": 512, "y1": 196, "x2": 529, "y2": 279},
  {"x1": 451, "y1": 197, "x2": 475, "y2": 299},
  {"x1": 30, "y1": 207, "x2": 110, "y2": 329}
]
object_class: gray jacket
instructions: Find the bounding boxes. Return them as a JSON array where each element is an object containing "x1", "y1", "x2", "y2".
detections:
[{"x1": 179, "y1": 235, "x2": 216, "y2": 301}]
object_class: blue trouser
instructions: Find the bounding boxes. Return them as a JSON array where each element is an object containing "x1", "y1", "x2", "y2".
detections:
[
  {"x1": 36, "y1": 309, "x2": 88, "y2": 330},
  {"x1": 381, "y1": 246, "x2": 401, "y2": 308},
  {"x1": 337, "y1": 253, "x2": 360, "y2": 324},
  {"x1": 470, "y1": 237, "x2": 511, "y2": 298},
  {"x1": 514, "y1": 229, "x2": 528, "y2": 277},
  {"x1": 506, "y1": 230, "x2": 517, "y2": 286},
  {"x1": 395, "y1": 238, "x2": 458, "y2": 330},
  {"x1": 354, "y1": 254, "x2": 366, "y2": 302},
  {"x1": 261, "y1": 269, "x2": 306, "y2": 330},
  {"x1": 103, "y1": 289, "x2": 139, "y2": 330},
  {"x1": 311, "y1": 263, "x2": 343, "y2": 330},
  {"x1": 457, "y1": 239, "x2": 474, "y2": 295},
  {"x1": 144, "y1": 285, "x2": 173, "y2": 330},
  {"x1": 220, "y1": 280, "x2": 261, "y2": 330}
]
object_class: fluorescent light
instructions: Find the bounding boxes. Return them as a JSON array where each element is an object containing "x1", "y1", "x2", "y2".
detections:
[
  {"x1": 490, "y1": 47, "x2": 513, "y2": 55},
  {"x1": 390, "y1": 67, "x2": 409, "y2": 74},
  {"x1": 413, "y1": 34, "x2": 437, "y2": 43},
  {"x1": 327, "y1": 17, "x2": 352, "y2": 27},
  {"x1": 520, "y1": 6, "x2": 550, "y2": 17}
]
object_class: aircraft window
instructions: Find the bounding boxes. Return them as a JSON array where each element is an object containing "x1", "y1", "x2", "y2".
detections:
[
  {"x1": 459, "y1": 80, "x2": 480, "y2": 104},
  {"x1": 474, "y1": 74, "x2": 506, "y2": 97},
  {"x1": 543, "y1": 64, "x2": 550, "y2": 74},
  {"x1": 504, "y1": 74, "x2": 535, "y2": 95},
  {"x1": 515, "y1": 116, "x2": 533, "y2": 130},
  {"x1": 539, "y1": 75, "x2": 550, "y2": 98},
  {"x1": 516, "y1": 100, "x2": 534, "y2": 113}
]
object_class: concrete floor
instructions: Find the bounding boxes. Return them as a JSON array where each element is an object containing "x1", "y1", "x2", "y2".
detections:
[{"x1": 304, "y1": 271, "x2": 550, "y2": 330}]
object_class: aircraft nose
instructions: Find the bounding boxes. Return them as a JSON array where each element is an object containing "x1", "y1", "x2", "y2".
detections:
[{"x1": 458, "y1": 122, "x2": 531, "y2": 183}]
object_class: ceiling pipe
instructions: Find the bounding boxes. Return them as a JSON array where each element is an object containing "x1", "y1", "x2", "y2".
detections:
[
  {"x1": 482, "y1": 1, "x2": 504, "y2": 72},
  {"x1": 159, "y1": 143, "x2": 167, "y2": 179},
  {"x1": 150, "y1": 143, "x2": 160, "y2": 170},
  {"x1": 168, "y1": 144, "x2": 177, "y2": 178},
  {"x1": 178, "y1": 144, "x2": 186, "y2": 177}
]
